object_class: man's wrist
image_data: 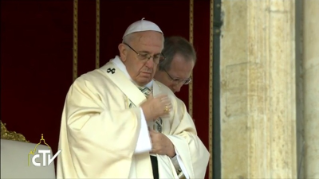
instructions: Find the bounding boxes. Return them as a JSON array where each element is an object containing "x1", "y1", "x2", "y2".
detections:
[
  {"x1": 167, "y1": 144, "x2": 176, "y2": 158},
  {"x1": 141, "y1": 106, "x2": 151, "y2": 121},
  {"x1": 169, "y1": 153, "x2": 176, "y2": 158}
]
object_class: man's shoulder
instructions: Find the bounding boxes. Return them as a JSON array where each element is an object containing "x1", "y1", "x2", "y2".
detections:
[
  {"x1": 153, "y1": 81, "x2": 185, "y2": 104},
  {"x1": 154, "y1": 80, "x2": 174, "y2": 95},
  {"x1": 75, "y1": 61, "x2": 113, "y2": 82},
  {"x1": 76, "y1": 69, "x2": 104, "y2": 82}
]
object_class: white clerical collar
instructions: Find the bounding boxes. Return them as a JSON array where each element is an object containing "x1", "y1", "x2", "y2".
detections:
[{"x1": 111, "y1": 56, "x2": 153, "y2": 89}]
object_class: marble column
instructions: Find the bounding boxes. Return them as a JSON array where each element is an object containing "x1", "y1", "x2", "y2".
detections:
[
  {"x1": 220, "y1": 0, "x2": 297, "y2": 178},
  {"x1": 304, "y1": 0, "x2": 319, "y2": 178}
]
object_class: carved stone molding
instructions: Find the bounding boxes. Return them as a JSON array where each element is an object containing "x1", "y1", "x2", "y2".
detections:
[{"x1": 1, "y1": 121, "x2": 29, "y2": 142}]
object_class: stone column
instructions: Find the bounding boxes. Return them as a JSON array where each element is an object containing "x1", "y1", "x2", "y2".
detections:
[
  {"x1": 304, "y1": 0, "x2": 319, "y2": 178},
  {"x1": 220, "y1": 0, "x2": 297, "y2": 178}
]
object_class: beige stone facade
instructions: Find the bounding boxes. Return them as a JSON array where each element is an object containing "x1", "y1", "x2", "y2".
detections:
[{"x1": 219, "y1": 0, "x2": 319, "y2": 178}]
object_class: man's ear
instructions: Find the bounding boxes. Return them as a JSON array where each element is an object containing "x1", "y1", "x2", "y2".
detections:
[{"x1": 118, "y1": 43, "x2": 127, "y2": 62}]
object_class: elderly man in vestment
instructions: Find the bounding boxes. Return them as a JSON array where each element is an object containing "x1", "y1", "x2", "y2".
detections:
[{"x1": 57, "y1": 19, "x2": 210, "y2": 179}]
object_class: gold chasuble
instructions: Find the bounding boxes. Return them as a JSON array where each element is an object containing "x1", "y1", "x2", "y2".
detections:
[{"x1": 57, "y1": 56, "x2": 210, "y2": 179}]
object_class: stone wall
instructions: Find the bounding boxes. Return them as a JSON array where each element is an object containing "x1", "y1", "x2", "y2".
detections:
[{"x1": 220, "y1": 0, "x2": 297, "y2": 178}]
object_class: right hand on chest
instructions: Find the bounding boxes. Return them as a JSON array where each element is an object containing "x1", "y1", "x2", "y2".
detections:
[{"x1": 140, "y1": 93, "x2": 172, "y2": 122}]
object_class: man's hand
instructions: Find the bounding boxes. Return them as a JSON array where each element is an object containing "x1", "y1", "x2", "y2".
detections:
[
  {"x1": 149, "y1": 129, "x2": 175, "y2": 157},
  {"x1": 140, "y1": 94, "x2": 172, "y2": 122}
]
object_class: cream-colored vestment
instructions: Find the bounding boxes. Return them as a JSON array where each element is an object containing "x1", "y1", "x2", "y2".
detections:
[{"x1": 57, "y1": 56, "x2": 210, "y2": 179}]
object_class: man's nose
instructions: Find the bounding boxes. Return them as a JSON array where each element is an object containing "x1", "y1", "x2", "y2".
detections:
[
  {"x1": 173, "y1": 83, "x2": 183, "y2": 93},
  {"x1": 145, "y1": 57, "x2": 155, "y2": 67}
]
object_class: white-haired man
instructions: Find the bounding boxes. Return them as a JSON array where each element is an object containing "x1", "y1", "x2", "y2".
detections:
[{"x1": 57, "y1": 19, "x2": 209, "y2": 179}]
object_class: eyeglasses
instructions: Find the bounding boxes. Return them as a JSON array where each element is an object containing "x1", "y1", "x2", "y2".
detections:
[
  {"x1": 164, "y1": 69, "x2": 192, "y2": 85},
  {"x1": 123, "y1": 42, "x2": 165, "y2": 64}
]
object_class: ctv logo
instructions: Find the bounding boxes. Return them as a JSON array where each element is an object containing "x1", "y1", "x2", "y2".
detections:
[{"x1": 28, "y1": 134, "x2": 61, "y2": 167}]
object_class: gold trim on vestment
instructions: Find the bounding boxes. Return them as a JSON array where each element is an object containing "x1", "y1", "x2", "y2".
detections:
[
  {"x1": 96, "y1": 0, "x2": 100, "y2": 69},
  {"x1": 73, "y1": 0, "x2": 78, "y2": 81},
  {"x1": 209, "y1": 0, "x2": 214, "y2": 178},
  {"x1": 189, "y1": 0, "x2": 194, "y2": 117}
]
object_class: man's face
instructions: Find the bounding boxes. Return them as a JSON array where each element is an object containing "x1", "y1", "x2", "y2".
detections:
[
  {"x1": 119, "y1": 31, "x2": 164, "y2": 86},
  {"x1": 155, "y1": 53, "x2": 194, "y2": 93}
]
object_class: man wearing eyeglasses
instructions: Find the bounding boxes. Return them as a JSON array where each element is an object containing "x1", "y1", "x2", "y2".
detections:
[
  {"x1": 154, "y1": 36, "x2": 195, "y2": 93},
  {"x1": 57, "y1": 19, "x2": 209, "y2": 179}
]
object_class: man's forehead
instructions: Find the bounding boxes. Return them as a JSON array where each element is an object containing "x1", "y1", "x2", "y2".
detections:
[
  {"x1": 170, "y1": 57, "x2": 194, "y2": 77},
  {"x1": 133, "y1": 32, "x2": 164, "y2": 52}
]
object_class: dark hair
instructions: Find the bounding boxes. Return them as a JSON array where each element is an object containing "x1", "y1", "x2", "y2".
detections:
[{"x1": 159, "y1": 36, "x2": 196, "y2": 71}]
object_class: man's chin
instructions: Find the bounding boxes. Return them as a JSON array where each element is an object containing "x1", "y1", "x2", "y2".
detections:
[{"x1": 136, "y1": 77, "x2": 152, "y2": 86}]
